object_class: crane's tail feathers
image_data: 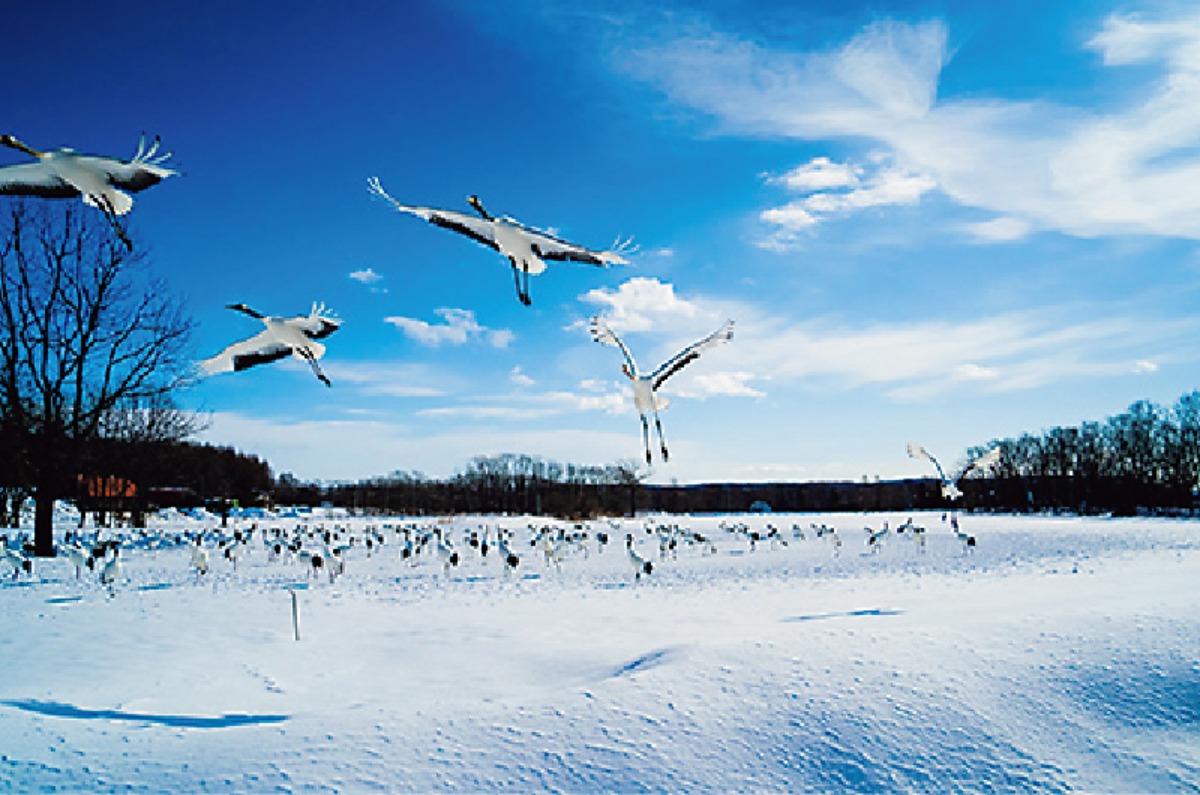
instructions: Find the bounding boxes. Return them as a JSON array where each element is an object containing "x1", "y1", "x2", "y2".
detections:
[
  {"x1": 367, "y1": 176, "x2": 396, "y2": 205},
  {"x1": 83, "y1": 189, "x2": 134, "y2": 216},
  {"x1": 610, "y1": 235, "x2": 639, "y2": 257},
  {"x1": 132, "y1": 134, "x2": 172, "y2": 166}
]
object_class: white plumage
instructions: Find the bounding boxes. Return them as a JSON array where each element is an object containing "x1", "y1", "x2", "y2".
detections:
[
  {"x1": 625, "y1": 534, "x2": 653, "y2": 581},
  {"x1": 1, "y1": 545, "x2": 32, "y2": 580},
  {"x1": 591, "y1": 316, "x2": 735, "y2": 464},
  {"x1": 0, "y1": 134, "x2": 176, "y2": 248},
  {"x1": 907, "y1": 443, "x2": 1000, "y2": 502},
  {"x1": 99, "y1": 547, "x2": 123, "y2": 590},
  {"x1": 369, "y1": 178, "x2": 632, "y2": 306},
  {"x1": 60, "y1": 544, "x2": 90, "y2": 579},
  {"x1": 201, "y1": 302, "x2": 341, "y2": 387},
  {"x1": 190, "y1": 537, "x2": 210, "y2": 576}
]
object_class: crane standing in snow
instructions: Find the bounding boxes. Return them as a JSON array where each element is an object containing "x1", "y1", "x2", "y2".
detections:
[
  {"x1": 201, "y1": 303, "x2": 341, "y2": 387},
  {"x1": 368, "y1": 178, "x2": 632, "y2": 306},
  {"x1": 0, "y1": 134, "x2": 176, "y2": 249},
  {"x1": 591, "y1": 316, "x2": 735, "y2": 464}
]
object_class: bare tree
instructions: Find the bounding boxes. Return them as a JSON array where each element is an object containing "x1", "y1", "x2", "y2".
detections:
[{"x1": 0, "y1": 201, "x2": 194, "y2": 555}]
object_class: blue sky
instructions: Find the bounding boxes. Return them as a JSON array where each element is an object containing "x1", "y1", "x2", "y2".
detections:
[{"x1": 5, "y1": 0, "x2": 1200, "y2": 484}]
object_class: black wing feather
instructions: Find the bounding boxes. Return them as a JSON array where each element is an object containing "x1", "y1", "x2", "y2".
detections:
[
  {"x1": 232, "y1": 347, "x2": 292, "y2": 372},
  {"x1": 430, "y1": 215, "x2": 499, "y2": 251}
]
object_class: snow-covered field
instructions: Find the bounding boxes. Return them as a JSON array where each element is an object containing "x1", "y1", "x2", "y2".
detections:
[{"x1": 1, "y1": 510, "x2": 1197, "y2": 793}]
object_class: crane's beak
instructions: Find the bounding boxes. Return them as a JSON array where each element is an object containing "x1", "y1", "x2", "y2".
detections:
[{"x1": 0, "y1": 135, "x2": 44, "y2": 158}]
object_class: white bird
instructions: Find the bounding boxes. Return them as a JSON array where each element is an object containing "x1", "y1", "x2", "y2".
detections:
[
  {"x1": 495, "y1": 533, "x2": 520, "y2": 575},
  {"x1": 99, "y1": 546, "x2": 124, "y2": 591},
  {"x1": 591, "y1": 316, "x2": 735, "y2": 464},
  {"x1": 1, "y1": 545, "x2": 32, "y2": 580},
  {"x1": 190, "y1": 537, "x2": 210, "y2": 576},
  {"x1": 368, "y1": 177, "x2": 633, "y2": 306},
  {"x1": 0, "y1": 134, "x2": 176, "y2": 249},
  {"x1": 625, "y1": 534, "x2": 653, "y2": 582},
  {"x1": 907, "y1": 443, "x2": 1001, "y2": 502},
  {"x1": 201, "y1": 302, "x2": 341, "y2": 387},
  {"x1": 60, "y1": 544, "x2": 90, "y2": 579}
]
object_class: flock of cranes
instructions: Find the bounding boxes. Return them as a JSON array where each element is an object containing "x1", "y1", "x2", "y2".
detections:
[
  {"x1": 0, "y1": 133, "x2": 736, "y2": 466},
  {"x1": 0, "y1": 508, "x2": 991, "y2": 590}
]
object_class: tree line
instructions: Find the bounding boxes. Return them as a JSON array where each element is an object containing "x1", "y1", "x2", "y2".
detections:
[{"x1": 964, "y1": 393, "x2": 1200, "y2": 515}]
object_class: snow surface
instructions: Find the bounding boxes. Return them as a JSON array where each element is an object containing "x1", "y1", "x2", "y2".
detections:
[{"x1": 1, "y1": 511, "x2": 1197, "y2": 793}]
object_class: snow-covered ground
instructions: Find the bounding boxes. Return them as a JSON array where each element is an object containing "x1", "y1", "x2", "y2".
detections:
[{"x1": 1, "y1": 510, "x2": 1197, "y2": 793}]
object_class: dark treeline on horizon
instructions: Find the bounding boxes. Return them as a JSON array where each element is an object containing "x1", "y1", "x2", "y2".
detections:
[
  {"x1": 298, "y1": 393, "x2": 1200, "y2": 518},
  {"x1": 6, "y1": 394, "x2": 1200, "y2": 526}
]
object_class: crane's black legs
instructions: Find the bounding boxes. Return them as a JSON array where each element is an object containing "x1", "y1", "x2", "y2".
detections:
[
  {"x1": 640, "y1": 414, "x2": 652, "y2": 465},
  {"x1": 92, "y1": 194, "x2": 133, "y2": 250},
  {"x1": 654, "y1": 412, "x2": 669, "y2": 462},
  {"x1": 299, "y1": 349, "x2": 331, "y2": 387},
  {"x1": 509, "y1": 260, "x2": 532, "y2": 306}
]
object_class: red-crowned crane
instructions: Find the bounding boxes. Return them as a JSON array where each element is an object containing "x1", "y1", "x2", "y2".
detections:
[
  {"x1": 907, "y1": 443, "x2": 1000, "y2": 502},
  {"x1": 591, "y1": 316, "x2": 735, "y2": 464},
  {"x1": 201, "y1": 303, "x2": 341, "y2": 387},
  {"x1": 368, "y1": 177, "x2": 632, "y2": 306},
  {"x1": 0, "y1": 134, "x2": 176, "y2": 249}
]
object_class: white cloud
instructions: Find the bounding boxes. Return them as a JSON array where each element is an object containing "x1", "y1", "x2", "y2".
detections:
[
  {"x1": 349, "y1": 267, "x2": 383, "y2": 285},
  {"x1": 510, "y1": 366, "x2": 535, "y2": 387},
  {"x1": 728, "y1": 309, "x2": 1199, "y2": 401},
  {"x1": 770, "y1": 157, "x2": 860, "y2": 191},
  {"x1": 578, "y1": 276, "x2": 703, "y2": 331},
  {"x1": 626, "y1": 9, "x2": 1200, "y2": 242},
  {"x1": 675, "y1": 371, "x2": 766, "y2": 399},
  {"x1": 385, "y1": 308, "x2": 513, "y2": 348},
  {"x1": 760, "y1": 155, "x2": 936, "y2": 246},
  {"x1": 962, "y1": 217, "x2": 1033, "y2": 242},
  {"x1": 1133, "y1": 359, "x2": 1159, "y2": 374},
  {"x1": 324, "y1": 361, "x2": 448, "y2": 398}
]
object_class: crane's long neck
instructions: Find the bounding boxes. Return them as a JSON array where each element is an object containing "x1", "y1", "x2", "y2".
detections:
[
  {"x1": 467, "y1": 195, "x2": 492, "y2": 221},
  {"x1": 0, "y1": 135, "x2": 44, "y2": 158}
]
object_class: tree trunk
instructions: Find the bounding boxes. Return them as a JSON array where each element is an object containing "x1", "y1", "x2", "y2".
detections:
[{"x1": 34, "y1": 485, "x2": 56, "y2": 557}]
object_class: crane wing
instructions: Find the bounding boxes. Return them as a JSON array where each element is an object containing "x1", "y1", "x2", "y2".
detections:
[
  {"x1": 368, "y1": 177, "x2": 498, "y2": 251},
  {"x1": 957, "y1": 447, "x2": 1001, "y2": 481},
  {"x1": 528, "y1": 228, "x2": 628, "y2": 267},
  {"x1": 200, "y1": 331, "x2": 291, "y2": 376},
  {"x1": 0, "y1": 162, "x2": 79, "y2": 198},
  {"x1": 650, "y1": 320, "x2": 734, "y2": 390},
  {"x1": 589, "y1": 316, "x2": 638, "y2": 374},
  {"x1": 91, "y1": 157, "x2": 177, "y2": 192},
  {"x1": 907, "y1": 442, "x2": 949, "y2": 483}
]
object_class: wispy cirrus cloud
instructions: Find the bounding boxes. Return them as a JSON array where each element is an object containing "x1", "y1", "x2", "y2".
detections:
[
  {"x1": 760, "y1": 153, "x2": 936, "y2": 249},
  {"x1": 577, "y1": 277, "x2": 1197, "y2": 402},
  {"x1": 622, "y1": 9, "x2": 1200, "y2": 245},
  {"x1": 385, "y1": 308, "x2": 514, "y2": 348},
  {"x1": 731, "y1": 309, "x2": 1198, "y2": 401}
]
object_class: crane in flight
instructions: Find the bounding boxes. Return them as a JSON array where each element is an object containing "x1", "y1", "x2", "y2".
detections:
[
  {"x1": 907, "y1": 443, "x2": 1001, "y2": 502},
  {"x1": 201, "y1": 303, "x2": 341, "y2": 387},
  {"x1": 368, "y1": 177, "x2": 632, "y2": 306},
  {"x1": 0, "y1": 134, "x2": 176, "y2": 249},
  {"x1": 591, "y1": 316, "x2": 735, "y2": 464}
]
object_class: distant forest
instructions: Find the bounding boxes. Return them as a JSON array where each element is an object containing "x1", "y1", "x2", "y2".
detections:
[
  {"x1": 309, "y1": 391, "x2": 1200, "y2": 518},
  {"x1": 6, "y1": 392, "x2": 1200, "y2": 527}
]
